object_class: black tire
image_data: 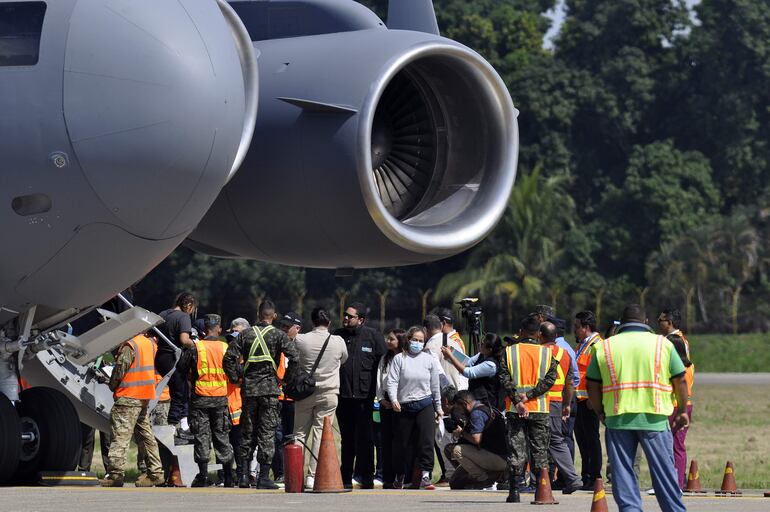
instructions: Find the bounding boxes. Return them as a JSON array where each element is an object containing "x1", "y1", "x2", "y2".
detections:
[
  {"x1": 16, "y1": 387, "x2": 81, "y2": 481},
  {"x1": 0, "y1": 393, "x2": 21, "y2": 484}
]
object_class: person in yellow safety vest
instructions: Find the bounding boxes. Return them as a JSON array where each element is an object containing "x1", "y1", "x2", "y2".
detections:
[
  {"x1": 572, "y1": 310, "x2": 604, "y2": 490},
  {"x1": 100, "y1": 334, "x2": 164, "y2": 487},
  {"x1": 587, "y1": 304, "x2": 689, "y2": 512},
  {"x1": 657, "y1": 308, "x2": 694, "y2": 490},
  {"x1": 177, "y1": 314, "x2": 235, "y2": 487},
  {"x1": 497, "y1": 314, "x2": 559, "y2": 503},
  {"x1": 539, "y1": 321, "x2": 583, "y2": 494}
]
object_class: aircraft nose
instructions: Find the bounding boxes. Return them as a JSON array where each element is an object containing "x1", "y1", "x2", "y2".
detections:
[{"x1": 62, "y1": 0, "x2": 256, "y2": 239}]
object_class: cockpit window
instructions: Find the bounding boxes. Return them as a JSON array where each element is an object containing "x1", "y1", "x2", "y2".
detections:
[{"x1": 0, "y1": 2, "x2": 47, "y2": 66}]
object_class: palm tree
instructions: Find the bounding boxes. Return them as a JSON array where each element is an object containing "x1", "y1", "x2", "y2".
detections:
[{"x1": 435, "y1": 167, "x2": 574, "y2": 322}]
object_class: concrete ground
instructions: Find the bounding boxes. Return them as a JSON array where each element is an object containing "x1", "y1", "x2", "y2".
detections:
[{"x1": 1, "y1": 486, "x2": 769, "y2": 512}]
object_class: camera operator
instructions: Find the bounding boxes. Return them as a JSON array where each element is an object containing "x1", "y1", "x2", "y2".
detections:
[
  {"x1": 442, "y1": 333, "x2": 502, "y2": 409},
  {"x1": 445, "y1": 390, "x2": 507, "y2": 489}
]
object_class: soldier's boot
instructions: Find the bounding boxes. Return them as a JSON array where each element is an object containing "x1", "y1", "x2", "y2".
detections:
[
  {"x1": 506, "y1": 474, "x2": 521, "y2": 503},
  {"x1": 238, "y1": 458, "x2": 251, "y2": 488},
  {"x1": 191, "y1": 462, "x2": 212, "y2": 487},
  {"x1": 135, "y1": 473, "x2": 165, "y2": 487},
  {"x1": 100, "y1": 473, "x2": 124, "y2": 487},
  {"x1": 223, "y1": 461, "x2": 235, "y2": 488},
  {"x1": 256, "y1": 465, "x2": 279, "y2": 490}
]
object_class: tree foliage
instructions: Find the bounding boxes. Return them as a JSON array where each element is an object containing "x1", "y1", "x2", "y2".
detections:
[{"x1": 134, "y1": 0, "x2": 770, "y2": 334}]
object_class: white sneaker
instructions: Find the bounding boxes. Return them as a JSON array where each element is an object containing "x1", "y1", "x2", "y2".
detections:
[
  {"x1": 305, "y1": 476, "x2": 314, "y2": 489},
  {"x1": 646, "y1": 488, "x2": 656, "y2": 495},
  {"x1": 352, "y1": 476, "x2": 360, "y2": 485},
  {"x1": 374, "y1": 478, "x2": 383, "y2": 488},
  {"x1": 482, "y1": 482, "x2": 498, "y2": 491}
]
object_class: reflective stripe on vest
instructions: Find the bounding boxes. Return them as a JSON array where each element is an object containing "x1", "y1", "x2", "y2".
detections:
[
  {"x1": 195, "y1": 339, "x2": 228, "y2": 397},
  {"x1": 244, "y1": 325, "x2": 277, "y2": 371},
  {"x1": 575, "y1": 333, "x2": 602, "y2": 400},
  {"x1": 547, "y1": 347, "x2": 568, "y2": 401},
  {"x1": 115, "y1": 335, "x2": 157, "y2": 400},
  {"x1": 506, "y1": 343, "x2": 551, "y2": 413},
  {"x1": 672, "y1": 329, "x2": 690, "y2": 360},
  {"x1": 595, "y1": 332, "x2": 674, "y2": 417},
  {"x1": 155, "y1": 372, "x2": 170, "y2": 401},
  {"x1": 450, "y1": 331, "x2": 466, "y2": 354},
  {"x1": 227, "y1": 383, "x2": 242, "y2": 425}
]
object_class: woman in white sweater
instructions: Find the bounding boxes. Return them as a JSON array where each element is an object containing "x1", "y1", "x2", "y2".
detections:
[
  {"x1": 385, "y1": 325, "x2": 442, "y2": 490},
  {"x1": 374, "y1": 329, "x2": 406, "y2": 489}
]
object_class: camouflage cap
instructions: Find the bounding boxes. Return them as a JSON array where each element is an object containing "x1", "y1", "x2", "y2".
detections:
[
  {"x1": 203, "y1": 314, "x2": 222, "y2": 329},
  {"x1": 534, "y1": 304, "x2": 555, "y2": 318}
]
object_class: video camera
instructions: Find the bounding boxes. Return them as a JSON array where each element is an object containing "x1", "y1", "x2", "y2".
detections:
[{"x1": 457, "y1": 298, "x2": 483, "y2": 350}]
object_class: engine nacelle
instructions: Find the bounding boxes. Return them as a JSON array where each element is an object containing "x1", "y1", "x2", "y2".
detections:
[{"x1": 189, "y1": 12, "x2": 519, "y2": 268}]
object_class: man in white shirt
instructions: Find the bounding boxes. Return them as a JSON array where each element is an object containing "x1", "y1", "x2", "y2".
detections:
[
  {"x1": 424, "y1": 310, "x2": 468, "y2": 391},
  {"x1": 293, "y1": 307, "x2": 348, "y2": 488}
]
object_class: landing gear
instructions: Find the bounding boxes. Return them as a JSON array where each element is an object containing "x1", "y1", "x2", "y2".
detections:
[
  {"x1": 0, "y1": 393, "x2": 21, "y2": 484},
  {"x1": 15, "y1": 387, "x2": 82, "y2": 482}
]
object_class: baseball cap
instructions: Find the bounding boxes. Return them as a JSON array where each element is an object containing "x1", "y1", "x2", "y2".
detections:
[
  {"x1": 203, "y1": 314, "x2": 221, "y2": 329},
  {"x1": 280, "y1": 311, "x2": 302, "y2": 328}
]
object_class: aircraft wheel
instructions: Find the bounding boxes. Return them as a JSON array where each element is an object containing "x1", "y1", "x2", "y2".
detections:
[
  {"x1": 16, "y1": 387, "x2": 81, "y2": 481},
  {"x1": 0, "y1": 393, "x2": 21, "y2": 484}
]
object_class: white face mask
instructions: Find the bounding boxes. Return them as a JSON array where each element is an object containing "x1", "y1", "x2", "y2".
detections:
[{"x1": 408, "y1": 340, "x2": 424, "y2": 354}]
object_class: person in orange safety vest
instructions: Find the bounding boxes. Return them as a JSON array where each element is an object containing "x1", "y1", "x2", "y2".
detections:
[
  {"x1": 177, "y1": 314, "x2": 235, "y2": 487},
  {"x1": 101, "y1": 334, "x2": 164, "y2": 488}
]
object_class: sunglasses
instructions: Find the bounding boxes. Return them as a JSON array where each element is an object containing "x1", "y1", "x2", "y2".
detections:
[{"x1": 343, "y1": 313, "x2": 358, "y2": 319}]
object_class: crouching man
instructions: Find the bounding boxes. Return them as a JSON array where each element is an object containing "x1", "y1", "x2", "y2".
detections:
[{"x1": 445, "y1": 390, "x2": 507, "y2": 489}]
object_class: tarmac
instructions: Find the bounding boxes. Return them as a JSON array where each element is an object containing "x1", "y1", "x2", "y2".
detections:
[{"x1": 1, "y1": 486, "x2": 769, "y2": 512}]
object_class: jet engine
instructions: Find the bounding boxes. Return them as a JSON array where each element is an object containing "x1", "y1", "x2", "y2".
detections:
[{"x1": 188, "y1": 0, "x2": 519, "y2": 268}]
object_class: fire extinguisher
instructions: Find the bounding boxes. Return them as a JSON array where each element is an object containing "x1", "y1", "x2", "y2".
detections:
[{"x1": 283, "y1": 435, "x2": 304, "y2": 493}]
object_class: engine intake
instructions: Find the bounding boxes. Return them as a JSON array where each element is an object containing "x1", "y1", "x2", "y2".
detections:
[{"x1": 188, "y1": 28, "x2": 518, "y2": 268}]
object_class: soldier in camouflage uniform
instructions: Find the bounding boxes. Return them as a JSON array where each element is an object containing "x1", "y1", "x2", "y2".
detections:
[
  {"x1": 101, "y1": 335, "x2": 164, "y2": 487},
  {"x1": 177, "y1": 314, "x2": 235, "y2": 487},
  {"x1": 497, "y1": 315, "x2": 559, "y2": 503},
  {"x1": 224, "y1": 300, "x2": 298, "y2": 489}
]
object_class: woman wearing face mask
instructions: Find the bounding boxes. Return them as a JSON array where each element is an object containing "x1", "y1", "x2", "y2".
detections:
[
  {"x1": 375, "y1": 329, "x2": 406, "y2": 489},
  {"x1": 385, "y1": 326, "x2": 442, "y2": 490}
]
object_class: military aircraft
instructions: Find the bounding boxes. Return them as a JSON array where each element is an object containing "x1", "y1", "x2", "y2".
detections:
[{"x1": 0, "y1": 0, "x2": 518, "y2": 484}]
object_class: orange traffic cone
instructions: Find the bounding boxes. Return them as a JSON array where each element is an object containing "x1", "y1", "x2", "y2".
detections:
[
  {"x1": 310, "y1": 416, "x2": 350, "y2": 493},
  {"x1": 531, "y1": 468, "x2": 558, "y2": 505},
  {"x1": 590, "y1": 478, "x2": 609, "y2": 512},
  {"x1": 684, "y1": 459, "x2": 706, "y2": 493},
  {"x1": 167, "y1": 457, "x2": 184, "y2": 487},
  {"x1": 715, "y1": 461, "x2": 741, "y2": 495}
]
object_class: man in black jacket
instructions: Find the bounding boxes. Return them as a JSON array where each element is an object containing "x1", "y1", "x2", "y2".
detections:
[{"x1": 334, "y1": 302, "x2": 386, "y2": 489}]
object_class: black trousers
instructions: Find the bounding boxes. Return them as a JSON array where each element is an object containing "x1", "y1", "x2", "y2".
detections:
[
  {"x1": 379, "y1": 408, "x2": 396, "y2": 484},
  {"x1": 336, "y1": 397, "x2": 375, "y2": 484},
  {"x1": 155, "y1": 350, "x2": 188, "y2": 425},
  {"x1": 272, "y1": 400, "x2": 295, "y2": 477},
  {"x1": 393, "y1": 405, "x2": 435, "y2": 475},
  {"x1": 78, "y1": 423, "x2": 110, "y2": 471},
  {"x1": 574, "y1": 400, "x2": 602, "y2": 482}
]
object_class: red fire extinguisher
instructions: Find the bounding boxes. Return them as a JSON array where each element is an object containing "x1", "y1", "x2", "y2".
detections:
[{"x1": 284, "y1": 437, "x2": 304, "y2": 493}]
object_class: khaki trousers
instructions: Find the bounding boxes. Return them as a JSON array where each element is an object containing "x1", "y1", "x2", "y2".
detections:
[
  {"x1": 293, "y1": 391, "x2": 338, "y2": 477},
  {"x1": 451, "y1": 443, "x2": 507, "y2": 483}
]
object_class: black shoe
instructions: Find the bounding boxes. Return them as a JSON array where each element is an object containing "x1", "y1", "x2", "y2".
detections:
[
  {"x1": 497, "y1": 481, "x2": 510, "y2": 491},
  {"x1": 359, "y1": 479, "x2": 374, "y2": 490},
  {"x1": 562, "y1": 483, "x2": 581, "y2": 495},
  {"x1": 238, "y1": 474, "x2": 251, "y2": 488},
  {"x1": 506, "y1": 490, "x2": 521, "y2": 503},
  {"x1": 191, "y1": 474, "x2": 212, "y2": 487},
  {"x1": 274, "y1": 475, "x2": 284, "y2": 484},
  {"x1": 256, "y1": 476, "x2": 279, "y2": 490},
  {"x1": 223, "y1": 465, "x2": 235, "y2": 488},
  {"x1": 343, "y1": 482, "x2": 354, "y2": 490},
  {"x1": 580, "y1": 480, "x2": 594, "y2": 491}
]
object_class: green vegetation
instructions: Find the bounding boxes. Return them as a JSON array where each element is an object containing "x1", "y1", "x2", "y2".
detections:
[
  {"x1": 134, "y1": 1, "x2": 770, "y2": 336},
  {"x1": 690, "y1": 334, "x2": 770, "y2": 373}
]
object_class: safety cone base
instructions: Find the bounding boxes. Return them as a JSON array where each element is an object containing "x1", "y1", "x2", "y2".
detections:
[
  {"x1": 306, "y1": 489, "x2": 353, "y2": 494},
  {"x1": 530, "y1": 499, "x2": 558, "y2": 505},
  {"x1": 714, "y1": 490, "x2": 742, "y2": 496},
  {"x1": 763, "y1": 491, "x2": 770, "y2": 497},
  {"x1": 683, "y1": 489, "x2": 707, "y2": 494}
]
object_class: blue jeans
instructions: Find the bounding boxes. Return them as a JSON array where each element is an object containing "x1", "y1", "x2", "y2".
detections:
[{"x1": 605, "y1": 428, "x2": 685, "y2": 512}]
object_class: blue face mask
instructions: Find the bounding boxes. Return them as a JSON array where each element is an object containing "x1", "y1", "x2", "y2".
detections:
[{"x1": 408, "y1": 340, "x2": 424, "y2": 354}]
